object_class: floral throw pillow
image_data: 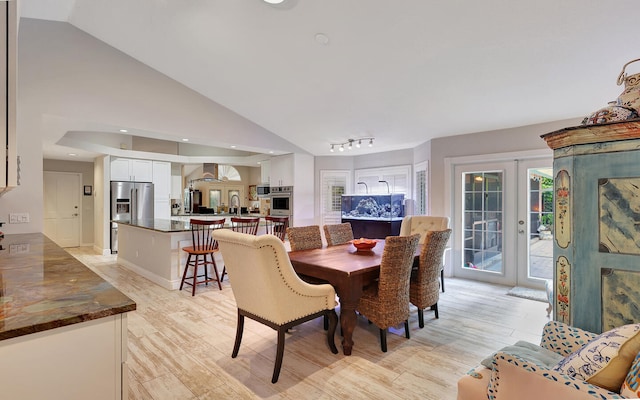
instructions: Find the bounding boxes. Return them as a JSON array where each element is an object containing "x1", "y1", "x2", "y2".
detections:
[
  {"x1": 621, "y1": 352, "x2": 640, "y2": 397},
  {"x1": 553, "y1": 323, "x2": 640, "y2": 393}
]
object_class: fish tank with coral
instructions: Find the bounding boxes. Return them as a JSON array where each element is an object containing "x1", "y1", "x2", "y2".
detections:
[{"x1": 341, "y1": 194, "x2": 405, "y2": 239}]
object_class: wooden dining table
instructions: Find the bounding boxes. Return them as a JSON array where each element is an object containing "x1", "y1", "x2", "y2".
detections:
[{"x1": 288, "y1": 239, "x2": 419, "y2": 355}]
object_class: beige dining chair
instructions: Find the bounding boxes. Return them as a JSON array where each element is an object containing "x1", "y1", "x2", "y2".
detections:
[
  {"x1": 399, "y1": 215, "x2": 450, "y2": 292},
  {"x1": 286, "y1": 225, "x2": 323, "y2": 251},
  {"x1": 410, "y1": 229, "x2": 451, "y2": 328},
  {"x1": 213, "y1": 229, "x2": 338, "y2": 383},
  {"x1": 179, "y1": 218, "x2": 226, "y2": 296},
  {"x1": 323, "y1": 222, "x2": 354, "y2": 247},
  {"x1": 356, "y1": 233, "x2": 420, "y2": 352}
]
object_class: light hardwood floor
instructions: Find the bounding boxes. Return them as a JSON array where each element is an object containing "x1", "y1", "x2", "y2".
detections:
[{"x1": 67, "y1": 247, "x2": 551, "y2": 400}]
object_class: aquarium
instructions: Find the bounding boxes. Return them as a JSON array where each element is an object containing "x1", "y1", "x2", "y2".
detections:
[
  {"x1": 341, "y1": 194, "x2": 405, "y2": 239},
  {"x1": 341, "y1": 194, "x2": 405, "y2": 220}
]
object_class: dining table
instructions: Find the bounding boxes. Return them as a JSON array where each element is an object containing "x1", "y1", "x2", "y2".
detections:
[{"x1": 288, "y1": 239, "x2": 419, "y2": 355}]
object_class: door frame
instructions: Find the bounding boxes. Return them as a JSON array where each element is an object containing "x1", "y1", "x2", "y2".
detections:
[{"x1": 444, "y1": 149, "x2": 551, "y2": 286}]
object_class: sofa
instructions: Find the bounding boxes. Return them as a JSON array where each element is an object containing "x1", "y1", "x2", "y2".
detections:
[{"x1": 457, "y1": 320, "x2": 640, "y2": 399}]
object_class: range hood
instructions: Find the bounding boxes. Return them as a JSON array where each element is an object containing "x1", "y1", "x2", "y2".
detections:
[{"x1": 190, "y1": 163, "x2": 222, "y2": 183}]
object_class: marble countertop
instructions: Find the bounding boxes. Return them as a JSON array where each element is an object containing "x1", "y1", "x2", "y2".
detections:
[{"x1": 0, "y1": 233, "x2": 136, "y2": 341}]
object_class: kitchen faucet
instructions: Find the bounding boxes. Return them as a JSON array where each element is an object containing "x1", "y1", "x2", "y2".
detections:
[{"x1": 230, "y1": 194, "x2": 241, "y2": 215}]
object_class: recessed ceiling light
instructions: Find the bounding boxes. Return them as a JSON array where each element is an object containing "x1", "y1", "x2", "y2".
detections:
[
  {"x1": 269, "y1": 150, "x2": 274, "y2": 154},
  {"x1": 182, "y1": 138, "x2": 189, "y2": 142},
  {"x1": 314, "y1": 33, "x2": 329, "y2": 45},
  {"x1": 264, "y1": 0, "x2": 285, "y2": 3},
  {"x1": 231, "y1": 145, "x2": 236, "y2": 148},
  {"x1": 119, "y1": 129, "x2": 128, "y2": 133},
  {"x1": 68, "y1": 153, "x2": 77, "y2": 156}
]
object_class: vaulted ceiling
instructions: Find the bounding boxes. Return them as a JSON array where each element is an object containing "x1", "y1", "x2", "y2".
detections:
[{"x1": 20, "y1": 0, "x2": 640, "y2": 160}]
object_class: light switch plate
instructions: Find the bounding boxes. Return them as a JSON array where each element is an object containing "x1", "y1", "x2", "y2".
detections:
[{"x1": 9, "y1": 213, "x2": 29, "y2": 223}]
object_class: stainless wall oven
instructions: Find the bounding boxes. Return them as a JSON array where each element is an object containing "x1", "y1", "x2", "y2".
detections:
[{"x1": 270, "y1": 186, "x2": 292, "y2": 217}]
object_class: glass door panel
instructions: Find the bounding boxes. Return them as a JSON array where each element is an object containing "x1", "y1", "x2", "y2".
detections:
[
  {"x1": 517, "y1": 160, "x2": 553, "y2": 288},
  {"x1": 454, "y1": 161, "x2": 516, "y2": 286},
  {"x1": 462, "y1": 171, "x2": 504, "y2": 273}
]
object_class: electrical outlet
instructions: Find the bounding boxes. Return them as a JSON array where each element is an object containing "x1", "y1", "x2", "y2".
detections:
[
  {"x1": 9, "y1": 213, "x2": 29, "y2": 223},
  {"x1": 9, "y1": 243, "x2": 29, "y2": 254}
]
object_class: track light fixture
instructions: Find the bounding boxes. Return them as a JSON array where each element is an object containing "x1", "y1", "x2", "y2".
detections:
[{"x1": 329, "y1": 137, "x2": 374, "y2": 152}]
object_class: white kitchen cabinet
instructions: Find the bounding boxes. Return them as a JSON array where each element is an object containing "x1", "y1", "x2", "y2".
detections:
[
  {"x1": 260, "y1": 160, "x2": 271, "y2": 184},
  {"x1": 270, "y1": 154, "x2": 293, "y2": 187},
  {"x1": 0, "y1": 314, "x2": 129, "y2": 400},
  {"x1": 0, "y1": 2, "x2": 17, "y2": 193},
  {"x1": 110, "y1": 158, "x2": 153, "y2": 182},
  {"x1": 153, "y1": 161, "x2": 171, "y2": 219}
]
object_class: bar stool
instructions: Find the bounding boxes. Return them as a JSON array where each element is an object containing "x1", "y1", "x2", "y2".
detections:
[
  {"x1": 265, "y1": 216, "x2": 289, "y2": 241},
  {"x1": 221, "y1": 217, "x2": 260, "y2": 280},
  {"x1": 180, "y1": 218, "x2": 225, "y2": 296},
  {"x1": 230, "y1": 217, "x2": 260, "y2": 235}
]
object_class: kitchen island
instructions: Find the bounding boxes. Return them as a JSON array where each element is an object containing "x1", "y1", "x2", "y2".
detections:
[
  {"x1": 115, "y1": 216, "x2": 267, "y2": 290},
  {"x1": 0, "y1": 233, "x2": 136, "y2": 400}
]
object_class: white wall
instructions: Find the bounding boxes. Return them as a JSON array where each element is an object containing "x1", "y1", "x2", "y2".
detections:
[
  {"x1": 4, "y1": 18, "x2": 304, "y2": 235},
  {"x1": 428, "y1": 117, "x2": 582, "y2": 216}
]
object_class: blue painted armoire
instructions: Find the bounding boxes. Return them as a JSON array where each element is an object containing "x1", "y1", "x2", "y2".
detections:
[{"x1": 542, "y1": 120, "x2": 640, "y2": 333}]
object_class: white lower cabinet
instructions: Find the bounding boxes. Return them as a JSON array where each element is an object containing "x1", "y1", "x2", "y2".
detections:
[{"x1": 0, "y1": 314, "x2": 130, "y2": 400}]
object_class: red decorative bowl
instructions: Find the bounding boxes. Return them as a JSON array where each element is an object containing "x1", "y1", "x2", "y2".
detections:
[{"x1": 349, "y1": 238, "x2": 378, "y2": 251}]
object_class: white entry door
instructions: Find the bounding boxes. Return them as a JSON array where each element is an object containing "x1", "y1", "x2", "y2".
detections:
[{"x1": 44, "y1": 172, "x2": 81, "y2": 247}]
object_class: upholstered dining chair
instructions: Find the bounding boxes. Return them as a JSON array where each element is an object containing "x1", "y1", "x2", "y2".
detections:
[
  {"x1": 265, "y1": 216, "x2": 289, "y2": 241},
  {"x1": 221, "y1": 216, "x2": 261, "y2": 281},
  {"x1": 286, "y1": 225, "x2": 323, "y2": 251},
  {"x1": 323, "y1": 222, "x2": 354, "y2": 247},
  {"x1": 410, "y1": 229, "x2": 451, "y2": 328},
  {"x1": 356, "y1": 233, "x2": 420, "y2": 352},
  {"x1": 213, "y1": 229, "x2": 338, "y2": 383},
  {"x1": 399, "y1": 215, "x2": 450, "y2": 292},
  {"x1": 180, "y1": 218, "x2": 226, "y2": 296}
]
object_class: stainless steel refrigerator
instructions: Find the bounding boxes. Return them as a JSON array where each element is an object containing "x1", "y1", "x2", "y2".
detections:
[{"x1": 111, "y1": 181, "x2": 154, "y2": 253}]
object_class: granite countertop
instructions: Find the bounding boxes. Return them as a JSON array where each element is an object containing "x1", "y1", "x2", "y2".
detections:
[
  {"x1": 0, "y1": 233, "x2": 136, "y2": 341},
  {"x1": 115, "y1": 215, "x2": 269, "y2": 233},
  {"x1": 175, "y1": 213, "x2": 265, "y2": 217},
  {"x1": 115, "y1": 218, "x2": 194, "y2": 232}
]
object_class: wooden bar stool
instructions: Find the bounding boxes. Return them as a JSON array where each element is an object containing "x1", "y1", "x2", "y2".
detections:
[
  {"x1": 265, "y1": 216, "x2": 289, "y2": 241},
  {"x1": 180, "y1": 218, "x2": 225, "y2": 296},
  {"x1": 230, "y1": 217, "x2": 260, "y2": 235},
  {"x1": 221, "y1": 217, "x2": 261, "y2": 280}
]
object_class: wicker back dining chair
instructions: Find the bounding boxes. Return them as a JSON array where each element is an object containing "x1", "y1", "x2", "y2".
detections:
[
  {"x1": 399, "y1": 215, "x2": 450, "y2": 292},
  {"x1": 265, "y1": 216, "x2": 289, "y2": 241},
  {"x1": 179, "y1": 218, "x2": 226, "y2": 296},
  {"x1": 323, "y1": 222, "x2": 354, "y2": 247},
  {"x1": 286, "y1": 225, "x2": 323, "y2": 251},
  {"x1": 410, "y1": 229, "x2": 451, "y2": 328},
  {"x1": 356, "y1": 233, "x2": 420, "y2": 352},
  {"x1": 213, "y1": 229, "x2": 338, "y2": 383}
]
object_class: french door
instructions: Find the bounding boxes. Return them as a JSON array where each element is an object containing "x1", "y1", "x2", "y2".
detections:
[{"x1": 452, "y1": 157, "x2": 552, "y2": 288}]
